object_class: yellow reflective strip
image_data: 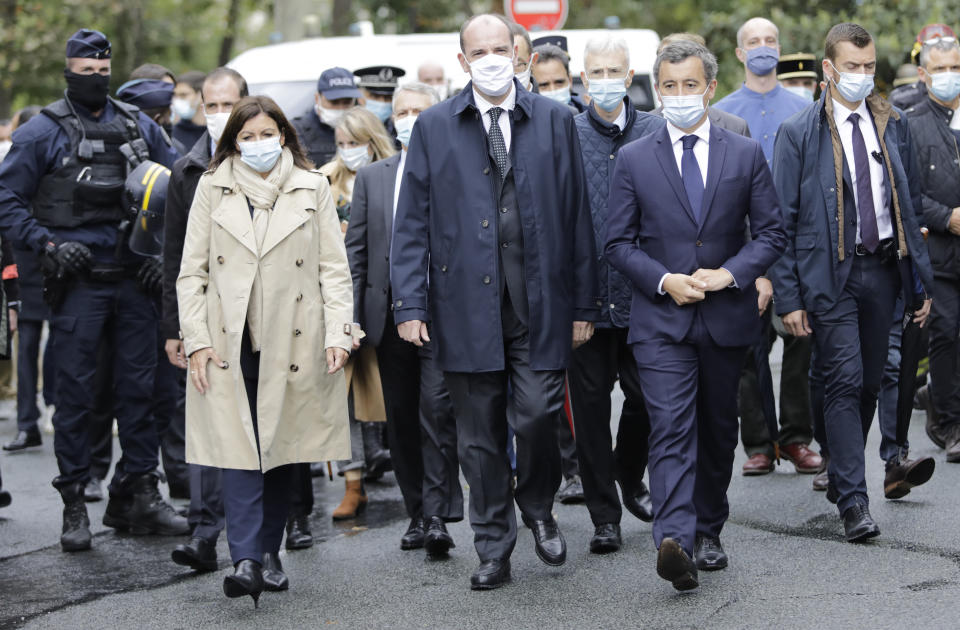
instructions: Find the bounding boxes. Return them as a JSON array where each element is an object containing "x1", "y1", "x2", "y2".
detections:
[
  {"x1": 142, "y1": 166, "x2": 169, "y2": 211},
  {"x1": 140, "y1": 162, "x2": 162, "y2": 186}
]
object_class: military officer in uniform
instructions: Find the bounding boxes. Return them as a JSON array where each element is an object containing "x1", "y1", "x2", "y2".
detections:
[
  {"x1": 355, "y1": 65, "x2": 405, "y2": 145},
  {"x1": 291, "y1": 67, "x2": 362, "y2": 169},
  {"x1": 0, "y1": 29, "x2": 187, "y2": 552}
]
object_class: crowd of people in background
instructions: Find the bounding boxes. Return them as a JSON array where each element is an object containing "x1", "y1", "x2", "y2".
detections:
[{"x1": 0, "y1": 10, "x2": 959, "y2": 605}]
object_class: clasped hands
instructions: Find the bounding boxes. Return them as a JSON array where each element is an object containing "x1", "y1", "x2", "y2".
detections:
[{"x1": 662, "y1": 268, "x2": 733, "y2": 306}]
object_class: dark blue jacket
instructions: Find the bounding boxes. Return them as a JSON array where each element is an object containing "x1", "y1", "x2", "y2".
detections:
[
  {"x1": 575, "y1": 98, "x2": 665, "y2": 327},
  {"x1": 605, "y1": 123, "x2": 786, "y2": 347},
  {"x1": 768, "y1": 91, "x2": 933, "y2": 316},
  {"x1": 390, "y1": 79, "x2": 600, "y2": 372},
  {"x1": 0, "y1": 99, "x2": 177, "y2": 258}
]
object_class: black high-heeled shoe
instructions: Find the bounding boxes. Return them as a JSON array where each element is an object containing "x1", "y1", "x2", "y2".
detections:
[
  {"x1": 262, "y1": 552, "x2": 289, "y2": 591},
  {"x1": 223, "y1": 559, "x2": 264, "y2": 608}
]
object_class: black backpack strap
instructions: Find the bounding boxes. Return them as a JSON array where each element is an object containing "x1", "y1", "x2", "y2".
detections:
[{"x1": 39, "y1": 99, "x2": 82, "y2": 149}]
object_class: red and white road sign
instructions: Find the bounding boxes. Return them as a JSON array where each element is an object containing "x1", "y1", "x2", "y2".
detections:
[{"x1": 505, "y1": 0, "x2": 568, "y2": 32}]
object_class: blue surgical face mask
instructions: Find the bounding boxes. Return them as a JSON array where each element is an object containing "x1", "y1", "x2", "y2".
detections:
[
  {"x1": 929, "y1": 71, "x2": 960, "y2": 102},
  {"x1": 541, "y1": 86, "x2": 571, "y2": 104},
  {"x1": 661, "y1": 91, "x2": 707, "y2": 129},
  {"x1": 745, "y1": 46, "x2": 779, "y2": 76},
  {"x1": 588, "y1": 78, "x2": 628, "y2": 112},
  {"x1": 783, "y1": 85, "x2": 815, "y2": 101},
  {"x1": 395, "y1": 115, "x2": 417, "y2": 147},
  {"x1": 829, "y1": 61, "x2": 874, "y2": 103},
  {"x1": 238, "y1": 137, "x2": 283, "y2": 173},
  {"x1": 365, "y1": 99, "x2": 393, "y2": 122}
]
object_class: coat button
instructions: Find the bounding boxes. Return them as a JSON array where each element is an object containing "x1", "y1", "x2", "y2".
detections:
[
  {"x1": 294, "y1": 329, "x2": 302, "y2": 336},
  {"x1": 295, "y1": 258, "x2": 303, "y2": 266},
  {"x1": 440, "y1": 265, "x2": 448, "y2": 272},
  {"x1": 483, "y1": 167, "x2": 490, "y2": 175},
  {"x1": 501, "y1": 241, "x2": 509, "y2": 248},
  {"x1": 481, "y1": 219, "x2": 489, "y2": 228},
  {"x1": 222, "y1": 361, "x2": 229, "y2": 369},
  {"x1": 382, "y1": 287, "x2": 388, "y2": 294},
  {"x1": 829, "y1": 187, "x2": 835, "y2": 193},
  {"x1": 296, "y1": 293, "x2": 303, "y2": 302},
  {"x1": 500, "y1": 207, "x2": 508, "y2": 214},
  {"x1": 610, "y1": 303, "x2": 616, "y2": 309},
  {"x1": 609, "y1": 154, "x2": 615, "y2": 160},
  {"x1": 217, "y1": 256, "x2": 224, "y2": 264},
  {"x1": 221, "y1": 326, "x2": 226, "y2": 333},
  {"x1": 696, "y1": 240, "x2": 703, "y2": 247},
  {"x1": 930, "y1": 164, "x2": 936, "y2": 170},
  {"x1": 482, "y1": 275, "x2": 491, "y2": 285},
  {"x1": 290, "y1": 364, "x2": 299, "y2": 372},
  {"x1": 596, "y1": 299, "x2": 603, "y2": 306},
  {"x1": 396, "y1": 299, "x2": 403, "y2": 307}
]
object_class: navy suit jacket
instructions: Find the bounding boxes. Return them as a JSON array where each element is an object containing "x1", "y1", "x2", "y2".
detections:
[
  {"x1": 604, "y1": 124, "x2": 787, "y2": 347},
  {"x1": 390, "y1": 79, "x2": 600, "y2": 372}
]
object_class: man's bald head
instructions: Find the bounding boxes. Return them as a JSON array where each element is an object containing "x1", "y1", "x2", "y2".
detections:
[
  {"x1": 459, "y1": 13, "x2": 513, "y2": 55},
  {"x1": 418, "y1": 61, "x2": 445, "y2": 84},
  {"x1": 737, "y1": 17, "x2": 779, "y2": 49}
]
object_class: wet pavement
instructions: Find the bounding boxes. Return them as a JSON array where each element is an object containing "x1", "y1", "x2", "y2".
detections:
[{"x1": 2, "y1": 343, "x2": 960, "y2": 629}]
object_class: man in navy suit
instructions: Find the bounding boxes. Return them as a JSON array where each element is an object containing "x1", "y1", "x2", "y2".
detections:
[{"x1": 605, "y1": 40, "x2": 786, "y2": 592}]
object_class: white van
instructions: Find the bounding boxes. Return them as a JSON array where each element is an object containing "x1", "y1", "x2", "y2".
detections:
[{"x1": 228, "y1": 28, "x2": 660, "y2": 117}]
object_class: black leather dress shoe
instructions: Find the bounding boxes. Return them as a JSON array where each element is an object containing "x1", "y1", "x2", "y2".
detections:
[
  {"x1": 0, "y1": 489, "x2": 10, "y2": 508},
  {"x1": 424, "y1": 516, "x2": 455, "y2": 557},
  {"x1": 3, "y1": 430, "x2": 41, "y2": 451},
  {"x1": 400, "y1": 516, "x2": 425, "y2": 550},
  {"x1": 656, "y1": 537, "x2": 699, "y2": 591},
  {"x1": 83, "y1": 477, "x2": 103, "y2": 503},
  {"x1": 694, "y1": 534, "x2": 728, "y2": 571},
  {"x1": 620, "y1": 481, "x2": 654, "y2": 523},
  {"x1": 262, "y1": 552, "x2": 289, "y2": 591},
  {"x1": 223, "y1": 559, "x2": 264, "y2": 608},
  {"x1": 884, "y1": 455, "x2": 935, "y2": 499},
  {"x1": 171, "y1": 536, "x2": 218, "y2": 572},
  {"x1": 470, "y1": 559, "x2": 511, "y2": 590},
  {"x1": 522, "y1": 516, "x2": 566, "y2": 566},
  {"x1": 589, "y1": 523, "x2": 622, "y2": 554},
  {"x1": 842, "y1": 501, "x2": 880, "y2": 543},
  {"x1": 285, "y1": 514, "x2": 314, "y2": 550}
]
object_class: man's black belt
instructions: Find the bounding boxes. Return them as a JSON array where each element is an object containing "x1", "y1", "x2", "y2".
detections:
[
  {"x1": 855, "y1": 237, "x2": 895, "y2": 258},
  {"x1": 83, "y1": 264, "x2": 136, "y2": 283}
]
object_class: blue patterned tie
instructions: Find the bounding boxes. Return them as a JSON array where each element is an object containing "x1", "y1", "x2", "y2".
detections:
[
  {"x1": 848, "y1": 113, "x2": 880, "y2": 252},
  {"x1": 681, "y1": 135, "x2": 703, "y2": 222}
]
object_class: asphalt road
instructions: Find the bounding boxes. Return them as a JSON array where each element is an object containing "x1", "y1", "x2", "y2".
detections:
[{"x1": 1, "y1": 344, "x2": 959, "y2": 630}]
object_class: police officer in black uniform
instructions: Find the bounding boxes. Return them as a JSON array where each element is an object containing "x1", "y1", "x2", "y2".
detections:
[
  {"x1": 291, "y1": 67, "x2": 362, "y2": 168},
  {"x1": 0, "y1": 29, "x2": 188, "y2": 552},
  {"x1": 355, "y1": 65, "x2": 405, "y2": 147}
]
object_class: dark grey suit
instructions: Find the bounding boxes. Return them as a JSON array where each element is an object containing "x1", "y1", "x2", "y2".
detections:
[{"x1": 345, "y1": 154, "x2": 463, "y2": 523}]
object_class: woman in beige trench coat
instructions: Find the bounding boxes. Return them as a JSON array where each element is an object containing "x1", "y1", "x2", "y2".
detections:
[{"x1": 177, "y1": 95, "x2": 356, "y2": 607}]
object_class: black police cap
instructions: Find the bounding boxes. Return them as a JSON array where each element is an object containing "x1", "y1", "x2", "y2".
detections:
[
  {"x1": 777, "y1": 53, "x2": 818, "y2": 81},
  {"x1": 531, "y1": 35, "x2": 568, "y2": 52},
  {"x1": 66, "y1": 29, "x2": 111, "y2": 60},
  {"x1": 354, "y1": 65, "x2": 406, "y2": 96}
]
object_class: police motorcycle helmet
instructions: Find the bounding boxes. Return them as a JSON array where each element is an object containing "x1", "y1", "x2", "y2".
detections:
[{"x1": 124, "y1": 160, "x2": 170, "y2": 257}]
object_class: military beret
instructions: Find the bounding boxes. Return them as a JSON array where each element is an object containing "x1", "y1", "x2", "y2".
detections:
[
  {"x1": 354, "y1": 65, "x2": 405, "y2": 96},
  {"x1": 117, "y1": 79, "x2": 174, "y2": 109},
  {"x1": 66, "y1": 29, "x2": 111, "y2": 59},
  {"x1": 777, "y1": 53, "x2": 818, "y2": 81}
]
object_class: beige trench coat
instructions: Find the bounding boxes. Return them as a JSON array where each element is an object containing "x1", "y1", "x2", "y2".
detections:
[{"x1": 177, "y1": 161, "x2": 354, "y2": 472}]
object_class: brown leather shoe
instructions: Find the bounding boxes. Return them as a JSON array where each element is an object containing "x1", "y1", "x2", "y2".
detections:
[
  {"x1": 742, "y1": 453, "x2": 774, "y2": 476},
  {"x1": 812, "y1": 455, "x2": 829, "y2": 491},
  {"x1": 780, "y1": 443, "x2": 822, "y2": 474},
  {"x1": 884, "y1": 455, "x2": 935, "y2": 499},
  {"x1": 332, "y1": 479, "x2": 367, "y2": 520}
]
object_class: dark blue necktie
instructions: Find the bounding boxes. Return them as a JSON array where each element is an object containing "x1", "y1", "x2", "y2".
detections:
[
  {"x1": 681, "y1": 134, "x2": 703, "y2": 222},
  {"x1": 848, "y1": 113, "x2": 880, "y2": 252}
]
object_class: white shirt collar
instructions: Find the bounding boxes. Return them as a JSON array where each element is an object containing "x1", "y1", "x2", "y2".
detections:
[
  {"x1": 613, "y1": 105, "x2": 628, "y2": 131},
  {"x1": 473, "y1": 84, "x2": 516, "y2": 116},
  {"x1": 832, "y1": 97, "x2": 871, "y2": 127},
  {"x1": 667, "y1": 115, "x2": 712, "y2": 146}
]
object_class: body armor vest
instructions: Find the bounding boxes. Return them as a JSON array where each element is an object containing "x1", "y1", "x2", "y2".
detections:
[{"x1": 32, "y1": 97, "x2": 146, "y2": 229}]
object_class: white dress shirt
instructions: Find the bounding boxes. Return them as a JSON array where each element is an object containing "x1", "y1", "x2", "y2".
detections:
[
  {"x1": 657, "y1": 117, "x2": 735, "y2": 294},
  {"x1": 393, "y1": 148, "x2": 407, "y2": 223},
  {"x1": 613, "y1": 104, "x2": 627, "y2": 131},
  {"x1": 667, "y1": 117, "x2": 711, "y2": 187},
  {"x1": 831, "y1": 98, "x2": 893, "y2": 244},
  {"x1": 473, "y1": 86, "x2": 515, "y2": 152}
]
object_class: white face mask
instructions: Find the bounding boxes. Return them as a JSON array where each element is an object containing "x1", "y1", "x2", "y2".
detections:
[
  {"x1": 468, "y1": 53, "x2": 516, "y2": 97},
  {"x1": 171, "y1": 97, "x2": 197, "y2": 120},
  {"x1": 431, "y1": 83, "x2": 449, "y2": 100},
  {"x1": 0, "y1": 140, "x2": 11, "y2": 163},
  {"x1": 783, "y1": 85, "x2": 815, "y2": 101},
  {"x1": 205, "y1": 111, "x2": 230, "y2": 142},
  {"x1": 316, "y1": 104, "x2": 346, "y2": 128},
  {"x1": 541, "y1": 86, "x2": 571, "y2": 104},
  {"x1": 394, "y1": 115, "x2": 417, "y2": 147},
  {"x1": 660, "y1": 91, "x2": 708, "y2": 129},
  {"x1": 339, "y1": 144, "x2": 372, "y2": 171},
  {"x1": 515, "y1": 67, "x2": 532, "y2": 89}
]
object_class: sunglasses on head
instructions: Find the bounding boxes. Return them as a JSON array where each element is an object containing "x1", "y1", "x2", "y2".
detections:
[{"x1": 924, "y1": 35, "x2": 957, "y2": 46}]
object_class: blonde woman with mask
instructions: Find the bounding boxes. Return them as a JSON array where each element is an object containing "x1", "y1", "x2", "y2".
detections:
[{"x1": 318, "y1": 106, "x2": 396, "y2": 518}]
